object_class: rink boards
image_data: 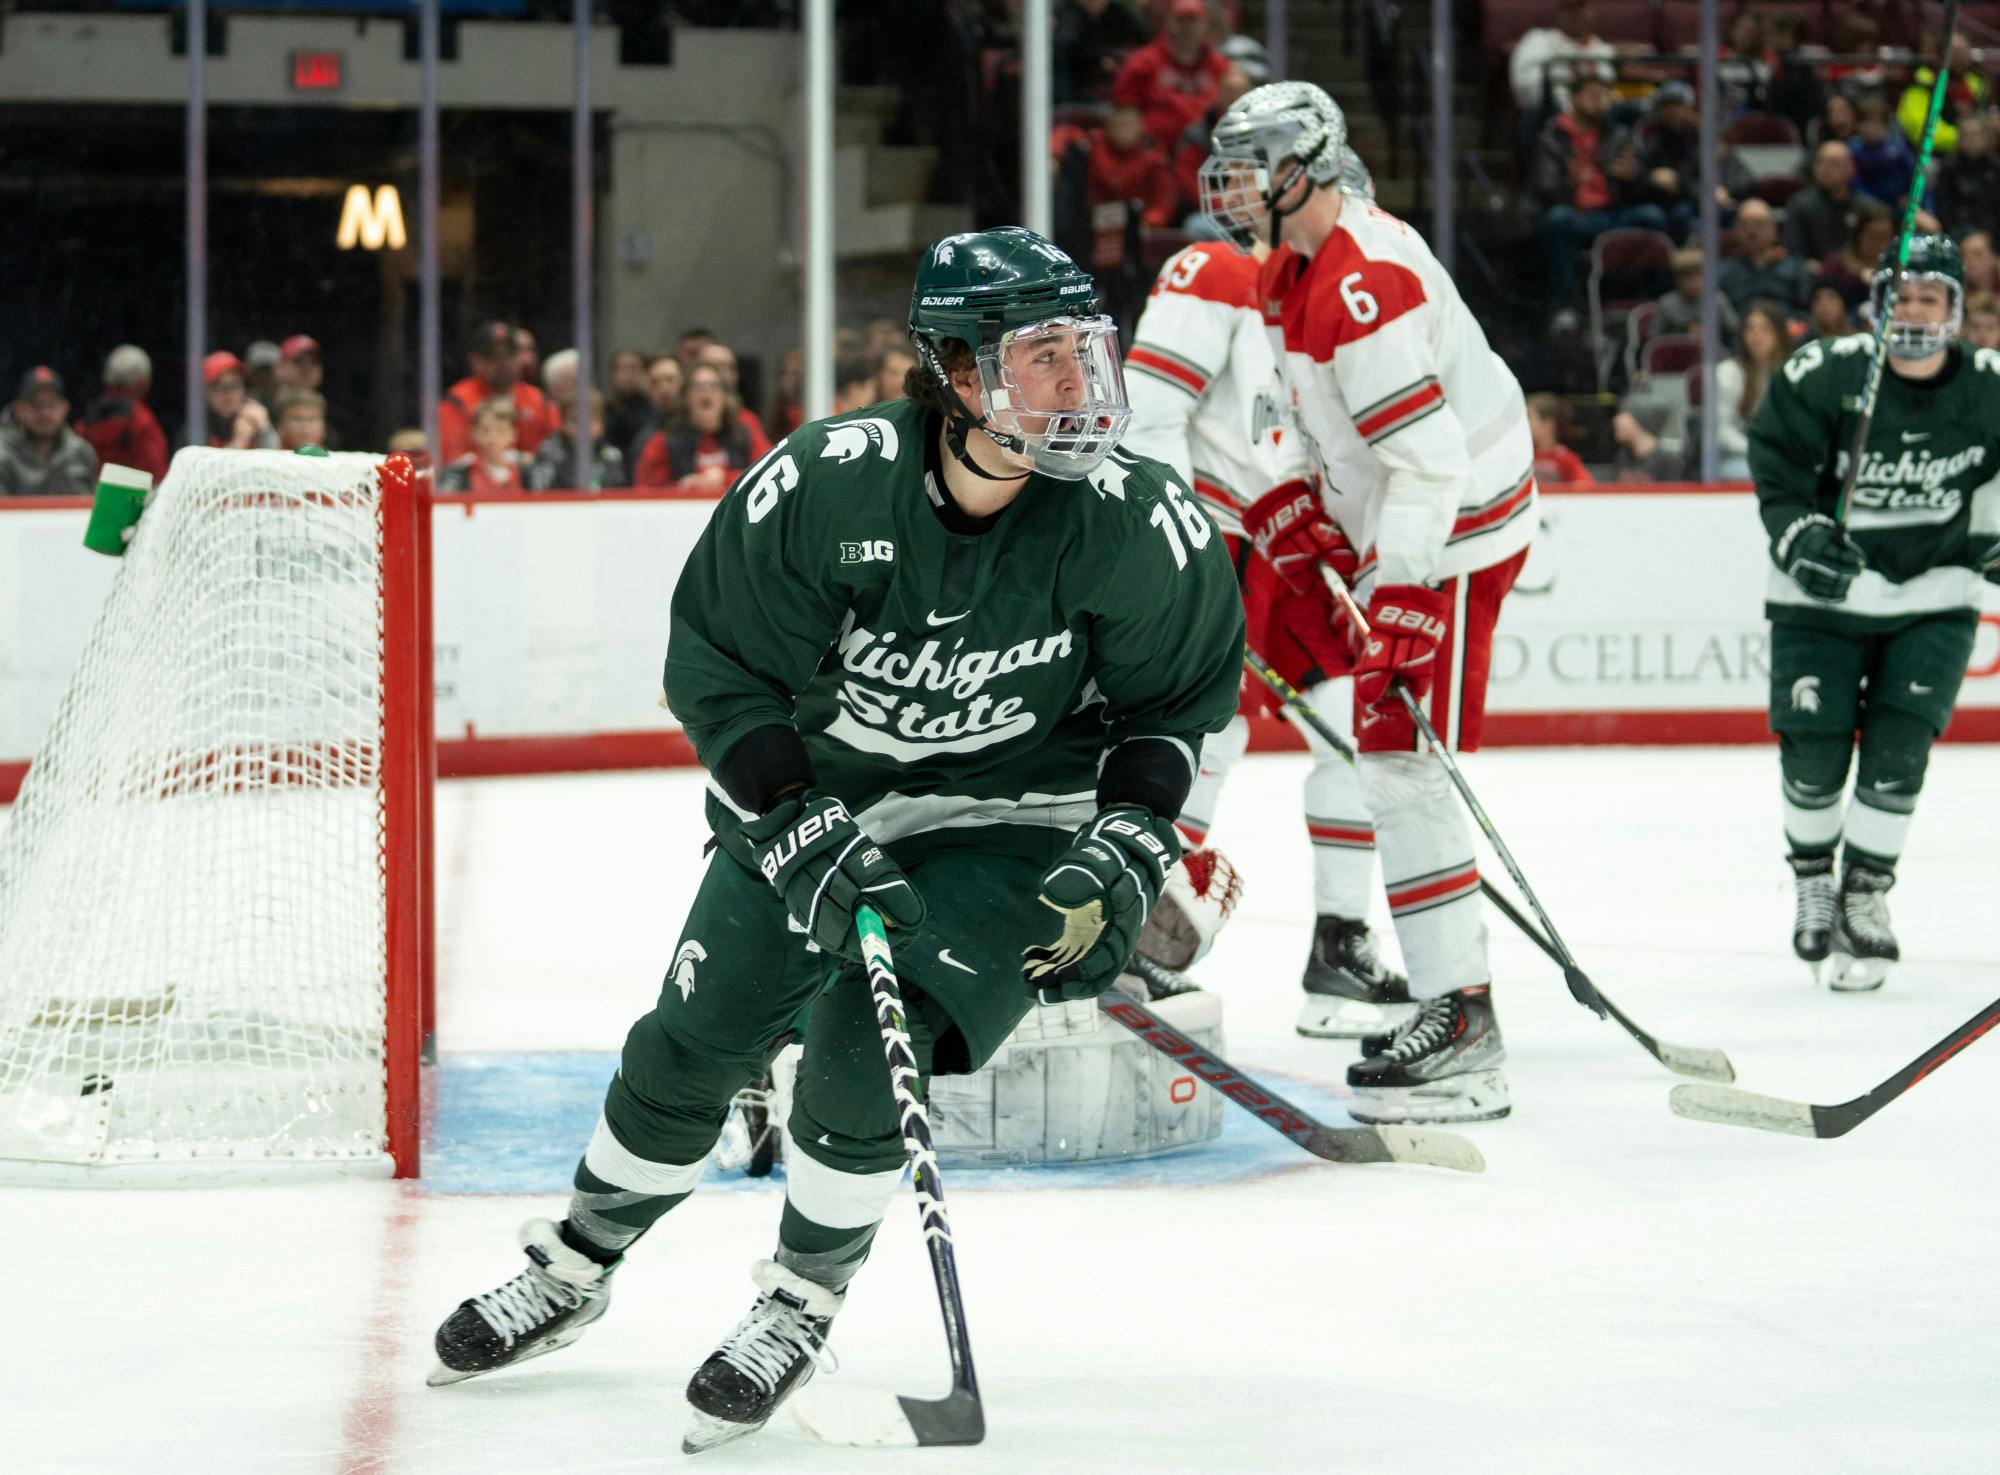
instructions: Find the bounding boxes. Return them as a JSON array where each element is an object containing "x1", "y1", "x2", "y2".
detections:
[{"x1": 7, "y1": 482, "x2": 2000, "y2": 796}]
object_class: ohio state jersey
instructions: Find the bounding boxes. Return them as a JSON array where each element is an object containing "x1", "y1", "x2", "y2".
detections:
[
  {"x1": 1258, "y1": 201, "x2": 1536, "y2": 588},
  {"x1": 1125, "y1": 243, "x2": 1310, "y2": 538}
]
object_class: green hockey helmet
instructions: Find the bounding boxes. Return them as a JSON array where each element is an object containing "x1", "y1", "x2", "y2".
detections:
[
  {"x1": 908, "y1": 227, "x2": 1131, "y2": 481},
  {"x1": 1870, "y1": 233, "x2": 1964, "y2": 359}
]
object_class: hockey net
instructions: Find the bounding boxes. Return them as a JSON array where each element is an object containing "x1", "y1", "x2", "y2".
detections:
[{"x1": 0, "y1": 448, "x2": 428, "y2": 1183}]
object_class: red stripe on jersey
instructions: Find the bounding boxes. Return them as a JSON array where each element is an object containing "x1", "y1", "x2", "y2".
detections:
[
  {"x1": 1355, "y1": 380, "x2": 1444, "y2": 441},
  {"x1": 1193, "y1": 476, "x2": 1240, "y2": 513},
  {"x1": 1386, "y1": 864, "x2": 1480, "y2": 913},
  {"x1": 1450, "y1": 471, "x2": 1535, "y2": 541},
  {"x1": 1126, "y1": 346, "x2": 1208, "y2": 395},
  {"x1": 1307, "y1": 822, "x2": 1375, "y2": 846}
]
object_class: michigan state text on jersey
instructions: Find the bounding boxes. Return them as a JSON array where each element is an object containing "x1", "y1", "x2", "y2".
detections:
[
  {"x1": 427, "y1": 227, "x2": 1244, "y2": 1452},
  {"x1": 1749, "y1": 233, "x2": 2000, "y2": 991}
]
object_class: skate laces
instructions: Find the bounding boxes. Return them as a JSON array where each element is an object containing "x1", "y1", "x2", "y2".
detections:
[
  {"x1": 1377, "y1": 994, "x2": 1454, "y2": 1064},
  {"x1": 1842, "y1": 873, "x2": 1893, "y2": 938},
  {"x1": 1793, "y1": 869, "x2": 1835, "y2": 935},
  {"x1": 472, "y1": 1266, "x2": 583, "y2": 1344},
  {"x1": 716, "y1": 1293, "x2": 839, "y2": 1392}
]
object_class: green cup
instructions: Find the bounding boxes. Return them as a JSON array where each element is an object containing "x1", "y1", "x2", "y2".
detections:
[{"x1": 82, "y1": 464, "x2": 155, "y2": 558}]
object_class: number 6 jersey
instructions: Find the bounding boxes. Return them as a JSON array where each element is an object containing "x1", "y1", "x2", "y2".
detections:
[
  {"x1": 1258, "y1": 200, "x2": 1537, "y2": 591},
  {"x1": 664, "y1": 397, "x2": 1246, "y2": 866}
]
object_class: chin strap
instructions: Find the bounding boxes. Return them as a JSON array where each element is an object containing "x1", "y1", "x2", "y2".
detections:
[{"x1": 944, "y1": 416, "x2": 1029, "y2": 483}]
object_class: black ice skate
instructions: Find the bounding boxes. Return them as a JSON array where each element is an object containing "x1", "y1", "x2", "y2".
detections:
[
  {"x1": 429, "y1": 1219, "x2": 614, "y2": 1386},
  {"x1": 1295, "y1": 915, "x2": 1417, "y2": 1039},
  {"x1": 1789, "y1": 853, "x2": 1837, "y2": 977},
  {"x1": 1345, "y1": 985, "x2": 1510, "y2": 1123},
  {"x1": 1826, "y1": 863, "x2": 1899, "y2": 992},
  {"x1": 683, "y1": 1259, "x2": 842, "y2": 1454}
]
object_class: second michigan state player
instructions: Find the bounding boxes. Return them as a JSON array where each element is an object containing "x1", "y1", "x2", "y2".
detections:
[{"x1": 1751, "y1": 233, "x2": 2000, "y2": 989}]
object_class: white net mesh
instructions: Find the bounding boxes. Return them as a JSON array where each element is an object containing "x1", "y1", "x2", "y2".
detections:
[{"x1": 0, "y1": 449, "x2": 397, "y2": 1179}]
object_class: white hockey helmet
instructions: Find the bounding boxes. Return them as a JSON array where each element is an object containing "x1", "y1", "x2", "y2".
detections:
[{"x1": 1200, "y1": 81, "x2": 1349, "y2": 246}]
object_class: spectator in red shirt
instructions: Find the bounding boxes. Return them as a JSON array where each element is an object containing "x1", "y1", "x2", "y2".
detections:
[
  {"x1": 632, "y1": 363, "x2": 770, "y2": 494},
  {"x1": 1111, "y1": 0, "x2": 1230, "y2": 152},
  {"x1": 1089, "y1": 101, "x2": 1184, "y2": 228},
  {"x1": 438, "y1": 322, "x2": 558, "y2": 464},
  {"x1": 1530, "y1": 78, "x2": 1670, "y2": 329},
  {"x1": 1527, "y1": 392, "x2": 1595, "y2": 485},
  {"x1": 76, "y1": 344, "x2": 170, "y2": 484},
  {"x1": 697, "y1": 341, "x2": 770, "y2": 447},
  {"x1": 438, "y1": 399, "x2": 524, "y2": 493}
]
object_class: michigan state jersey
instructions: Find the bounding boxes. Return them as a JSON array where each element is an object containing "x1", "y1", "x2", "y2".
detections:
[
  {"x1": 665, "y1": 396, "x2": 1246, "y2": 865},
  {"x1": 1750, "y1": 336, "x2": 2000, "y2": 631}
]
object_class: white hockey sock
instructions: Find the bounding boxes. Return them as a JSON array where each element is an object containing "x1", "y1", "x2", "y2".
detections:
[
  {"x1": 1781, "y1": 775, "x2": 1844, "y2": 856},
  {"x1": 1176, "y1": 715, "x2": 1248, "y2": 848},
  {"x1": 1844, "y1": 788, "x2": 1913, "y2": 866},
  {"x1": 1292, "y1": 679, "x2": 1377, "y2": 917},
  {"x1": 1361, "y1": 752, "x2": 1489, "y2": 998}
]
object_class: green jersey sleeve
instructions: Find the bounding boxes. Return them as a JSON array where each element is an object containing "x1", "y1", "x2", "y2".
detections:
[
  {"x1": 1748, "y1": 337, "x2": 1847, "y2": 549},
  {"x1": 1082, "y1": 458, "x2": 1246, "y2": 816},
  {"x1": 664, "y1": 433, "x2": 848, "y2": 781}
]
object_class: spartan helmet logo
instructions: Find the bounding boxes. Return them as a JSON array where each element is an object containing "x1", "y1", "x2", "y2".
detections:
[
  {"x1": 671, "y1": 940, "x2": 707, "y2": 1000},
  {"x1": 1790, "y1": 676, "x2": 1822, "y2": 714}
]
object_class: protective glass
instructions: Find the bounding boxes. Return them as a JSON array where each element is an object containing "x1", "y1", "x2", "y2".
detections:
[
  {"x1": 1199, "y1": 155, "x2": 1272, "y2": 247},
  {"x1": 1868, "y1": 270, "x2": 1964, "y2": 359},
  {"x1": 974, "y1": 315, "x2": 1131, "y2": 480}
]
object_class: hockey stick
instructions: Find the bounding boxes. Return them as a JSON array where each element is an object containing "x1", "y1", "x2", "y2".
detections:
[
  {"x1": 1669, "y1": 993, "x2": 2000, "y2": 1139},
  {"x1": 1835, "y1": 0, "x2": 1961, "y2": 524},
  {"x1": 1259, "y1": 578, "x2": 1736, "y2": 1083},
  {"x1": 791, "y1": 905, "x2": 983, "y2": 1449},
  {"x1": 1108, "y1": 956, "x2": 1486, "y2": 1172}
]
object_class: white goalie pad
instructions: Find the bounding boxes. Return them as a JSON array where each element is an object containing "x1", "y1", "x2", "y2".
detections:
[
  {"x1": 927, "y1": 989, "x2": 1226, "y2": 1166},
  {"x1": 1136, "y1": 845, "x2": 1244, "y2": 970}
]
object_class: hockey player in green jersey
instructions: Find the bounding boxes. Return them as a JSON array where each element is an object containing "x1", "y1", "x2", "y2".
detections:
[
  {"x1": 1750, "y1": 233, "x2": 2000, "y2": 989},
  {"x1": 427, "y1": 228, "x2": 1245, "y2": 1450}
]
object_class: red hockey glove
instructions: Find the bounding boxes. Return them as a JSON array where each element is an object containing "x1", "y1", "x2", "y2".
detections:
[
  {"x1": 1241, "y1": 480, "x2": 1356, "y2": 596},
  {"x1": 1354, "y1": 584, "x2": 1451, "y2": 711}
]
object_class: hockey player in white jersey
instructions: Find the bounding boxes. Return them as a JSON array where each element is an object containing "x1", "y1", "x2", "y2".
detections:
[
  {"x1": 1123, "y1": 153, "x2": 1414, "y2": 1040},
  {"x1": 1201, "y1": 84, "x2": 1538, "y2": 1123}
]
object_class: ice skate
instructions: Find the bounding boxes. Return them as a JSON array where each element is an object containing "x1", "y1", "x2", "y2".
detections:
[
  {"x1": 1296, "y1": 915, "x2": 1417, "y2": 1038},
  {"x1": 1826, "y1": 863, "x2": 1898, "y2": 992},
  {"x1": 1789, "y1": 853, "x2": 1836, "y2": 981},
  {"x1": 429, "y1": 1219, "x2": 614, "y2": 1386},
  {"x1": 683, "y1": 1259, "x2": 842, "y2": 1454},
  {"x1": 1346, "y1": 985, "x2": 1510, "y2": 1123}
]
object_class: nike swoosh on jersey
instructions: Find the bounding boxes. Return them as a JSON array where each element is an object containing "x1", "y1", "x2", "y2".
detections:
[
  {"x1": 938, "y1": 948, "x2": 978, "y2": 974},
  {"x1": 926, "y1": 610, "x2": 969, "y2": 626}
]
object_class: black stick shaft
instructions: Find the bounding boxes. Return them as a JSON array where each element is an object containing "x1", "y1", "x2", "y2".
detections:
[{"x1": 1836, "y1": 0, "x2": 1961, "y2": 523}]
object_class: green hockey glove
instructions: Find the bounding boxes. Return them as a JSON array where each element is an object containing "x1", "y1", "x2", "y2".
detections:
[
  {"x1": 1022, "y1": 805, "x2": 1180, "y2": 1003},
  {"x1": 742, "y1": 790, "x2": 924, "y2": 961},
  {"x1": 1774, "y1": 514, "x2": 1865, "y2": 603}
]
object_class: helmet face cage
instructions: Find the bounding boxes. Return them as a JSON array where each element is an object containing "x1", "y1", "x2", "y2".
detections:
[
  {"x1": 1201, "y1": 83, "x2": 1348, "y2": 246},
  {"x1": 1869, "y1": 268, "x2": 1964, "y2": 359},
  {"x1": 1198, "y1": 155, "x2": 1275, "y2": 247},
  {"x1": 972, "y1": 315, "x2": 1131, "y2": 480}
]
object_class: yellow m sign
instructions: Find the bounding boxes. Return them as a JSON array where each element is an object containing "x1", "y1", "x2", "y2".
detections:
[{"x1": 336, "y1": 184, "x2": 408, "y2": 251}]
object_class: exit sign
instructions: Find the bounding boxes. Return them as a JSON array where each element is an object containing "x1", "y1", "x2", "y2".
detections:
[{"x1": 290, "y1": 51, "x2": 344, "y2": 93}]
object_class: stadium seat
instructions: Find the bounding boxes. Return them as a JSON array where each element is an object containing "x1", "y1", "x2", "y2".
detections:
[
  {"x1": 1588, "y1": 227, "x2": 1676, "y2": 388},
  {"x1": 1642, "y1": 333, "x2": 1703, "y2": 378},
  {"x1": 1726, "y1": 113, "x2": 1804, "y2": 146},
  {"x1": 1622, "y1": 300, "x2": 1661, "y2": 384},
  {"x1": 1749, "y1": 174, "x2": 1807, "y2": 207}
]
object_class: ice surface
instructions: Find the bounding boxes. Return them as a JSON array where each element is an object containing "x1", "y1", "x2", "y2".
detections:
[{"x1": 9, "y1": 747, "x2": 1999, "y2": 1473}]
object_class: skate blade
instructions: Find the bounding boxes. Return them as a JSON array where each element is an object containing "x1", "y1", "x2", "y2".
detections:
[
  {"x1": 683, "y1": 1408, "x2": 772, "y2": 1455},
  {"x1": 1296, "y1": 995, "x2": 1419, "y2": 1040},
  {"x1": 1826, "y1": 953, "x2": 1890, "y2": 992},
  {"x1": 1349, "y1": 1069, "x2": 1511, "y2": 1125},
  {"x1": 425, "y1": 1318, "x2": 595, "y2": 1388}
]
